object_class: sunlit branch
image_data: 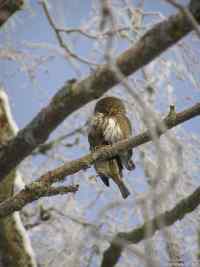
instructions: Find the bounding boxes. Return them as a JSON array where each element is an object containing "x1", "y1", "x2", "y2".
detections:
[
  {"x1": 164, "y1": 0, "x2": 200, "y2": 38},
  {"x1": 0, "y1": 102, "x2": 199, "y2": 218},
  {"x1": 0, "y1": 183, "x2": 79, "y2": 218},
  {"x1": 101, "y1": 182, "x2": 200, "y2": 267},
  {"x1": 0, "y1": 0, "x2": 23, "y2": 26},
  {"x1": 0, "y1": 0, "x2": 200, "y2": 183},
  {"x1": 40, "y1": 1, "x2": 98, "y2": 66},
  {"x1": 32, "y1": 121, "x2": 88, "y2": 155}
]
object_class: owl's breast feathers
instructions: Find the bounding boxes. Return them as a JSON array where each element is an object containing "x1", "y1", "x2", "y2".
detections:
[{"x1": 89, "y1": 113, "x2": 129, "y2": 145}]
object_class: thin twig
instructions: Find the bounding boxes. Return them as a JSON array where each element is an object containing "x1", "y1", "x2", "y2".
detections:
[
  {"x1": 32, "y1": 121, "x2": 87, "y2": 155},
  {"x1": 57, "y1": 26, "x2": 130, "y2": 39},
  {"x1": 40, "y1": 1, "x2": 98, "y2": 66},
  {"x1": 0, "y1": 1, "x2": 200, "y2": 182},
  {"x1": 101, "y1": 183, "x2": 200, "y2": 267}
]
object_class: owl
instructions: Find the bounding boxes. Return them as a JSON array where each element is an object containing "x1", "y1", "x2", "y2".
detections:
[{"x1": 88, "y1": 96, "x2": 135, "y2": 199}]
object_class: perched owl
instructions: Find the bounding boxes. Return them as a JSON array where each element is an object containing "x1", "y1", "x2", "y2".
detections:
[{"x1": 88, "y1": 96, "x2": 135, "y2": 199}]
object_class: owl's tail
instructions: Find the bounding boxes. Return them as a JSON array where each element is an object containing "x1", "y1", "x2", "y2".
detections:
[{"x1": 117, "y1": 181, "x2": 130, "y2": 199}]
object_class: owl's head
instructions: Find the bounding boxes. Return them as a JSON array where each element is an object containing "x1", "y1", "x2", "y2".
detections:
[{"x1": 94, "y1": 96, "x2": 126, "y2": 116}]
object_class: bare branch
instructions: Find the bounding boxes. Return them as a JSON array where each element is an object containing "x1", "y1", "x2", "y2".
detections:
[
  {"x1": 40, "y1": 1, "x2": 98, "y2": 66},
  {"x1": 101, "y1": 183, "x2": 200, "y2": 267},
  {"x1": 165, "y1": 0, "x2": 200, "y2": 38},
  {"x1": 0, "y1": 182, "x2": 79, "y2": 219},
  {"x1": 0, "y1": 87, "x2": 37, "y2": 267},
  {"x1": 57, "y1": 26, "x2": 130, "y2": 40},
  {"x1": 32, "y1": 121, "x2": 87, "y2": 155},
  {"x1": 0, "y1": 0, "x2": 200, "y2": 182},
  {"x1": 0, "y1": 102, "x2": 199, "y2": 218},
  {"x1": 0, "y1": 0, "x2": 23, "y2": 26}
]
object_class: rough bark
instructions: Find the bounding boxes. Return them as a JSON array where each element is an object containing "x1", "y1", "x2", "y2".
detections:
[
  {"x1": 0, "y1": 102, "x2": 199, "y2": 218},
  {"x1": 101, "y1": 184, "x2": 200, "y2": 267},
  {"x1": 0, "y1": 0, "x2": 23, "y2": 26},
  {"x1": 165, "y1": 230, "x2": 184, "y2": 267},
  {"x1": 0, "y1": 88, "x2": 37, "y2": 267},
  {"x1": 0, "y1": 0, "x2": 200, "y2": 182}
]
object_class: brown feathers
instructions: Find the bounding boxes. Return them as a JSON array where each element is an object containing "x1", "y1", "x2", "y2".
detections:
[{"x1": 88, "y1": 96, "x2": 135, "y2": 199}]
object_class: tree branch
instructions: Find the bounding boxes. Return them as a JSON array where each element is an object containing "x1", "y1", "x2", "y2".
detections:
[
  {"x1": 101, "y1": 183, "x2": 200, "y2": 267},
  {"x1": 0, "y1": 0, "x2": 23, "y2": 26},
  {"x1": 32, "y1": 121, "x2": 88, "y2": 155},
  {"x1": 0, "y1": 0, "x2": 200, "y2": 182},
  {"x1": 165, "y1": 0, "x2": 200, "y2": 38},
  {"x1": 0, "y1": 102, "x2": 199, "y2": 218},
  {"x1": 0, "y1": 182, "x2": 79, "y2": 219},
  {"x1": 0, "y1": 87, "x2": 37, "y2": 267},
  {"x1": 40, "y1": 1, "x2": 96, "y2": 66}
]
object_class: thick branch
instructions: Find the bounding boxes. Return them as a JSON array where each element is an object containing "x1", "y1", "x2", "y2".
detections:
[
  {"x1": 101, "y1": 184, "x2": 200, "y2": 267},
  {"x1": 0, "y1": 182, "x2": 78, "y2": 218},
  {"x1": 0, "y1": 0, "x2": 23, "y2": 26},
  {"x1": 0, "y1": 0, "x2": 200, "y2": 182},
  {"x1": 0, "y1": 102, "x2": 199, "y2": 218},
  {"x1": 0, "y1": 87, "x2": 37, "y2": 267}
]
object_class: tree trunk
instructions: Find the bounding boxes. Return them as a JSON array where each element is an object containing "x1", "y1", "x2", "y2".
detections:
[{"x1": 0, "y1": 87, "x2": 36, "y2": 267}]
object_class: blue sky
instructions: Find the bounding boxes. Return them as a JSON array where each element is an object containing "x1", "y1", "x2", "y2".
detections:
[
  {"x1": 1, "y1": 3, "x2": 200, "y2": 266},
  {"x1": 0, "y1": 0, "x2": 195, "y2": 127},
  {"x1": 0, "y1": 0, "x2": 199, "y2": 213}
]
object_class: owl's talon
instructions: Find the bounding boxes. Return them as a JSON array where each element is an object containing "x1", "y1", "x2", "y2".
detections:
[
  {"x1": 82, "y1": 163, "x2": 90, "y2": 170},
  {"x1": 94, "y1": 144, "x2": 110, "y2": 151},
  {"x1": 127, "y1": 160, "x2": 136, "y2": 171}
]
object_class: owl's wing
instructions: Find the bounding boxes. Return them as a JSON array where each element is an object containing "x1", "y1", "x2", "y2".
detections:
[
  {"x1": 88, "y1": 122, "x2": 107, "y2": 151},
  {"x1": 117, "y1": 115, "x2": 135, "y2": 170},
  {"x1": 88, "y1": 130, "x2": 95, "y2": 152},
  {"x1": 116, "y1": 114, "x2": 132, "y2": 138}
]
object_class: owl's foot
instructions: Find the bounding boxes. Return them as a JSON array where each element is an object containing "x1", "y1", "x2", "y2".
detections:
[
  {"x1": 126, "y1": 160, "x2": 136, "y2": 171},
  {"x1": 94, "y1": 144, "x2": 111, "y2": 150},
  {"x1": 82, "y1": 162, "x2": 91, "y2": 170},
  {"x1": 94, "y1": 145, "x2": 101, "y2": 150}
]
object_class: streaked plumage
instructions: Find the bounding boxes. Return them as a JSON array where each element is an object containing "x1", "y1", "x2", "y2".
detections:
[{"x1": 88, "y1": 96, "x2": 135, "y2": 199}]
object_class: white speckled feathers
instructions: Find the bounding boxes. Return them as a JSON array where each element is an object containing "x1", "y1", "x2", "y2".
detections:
[
  {"x1": 103, "y1": 117, "x2": 123, "y2": 143},
  {"x1": 89, "y1": 112, "x2": 123, "y2": 144}
]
